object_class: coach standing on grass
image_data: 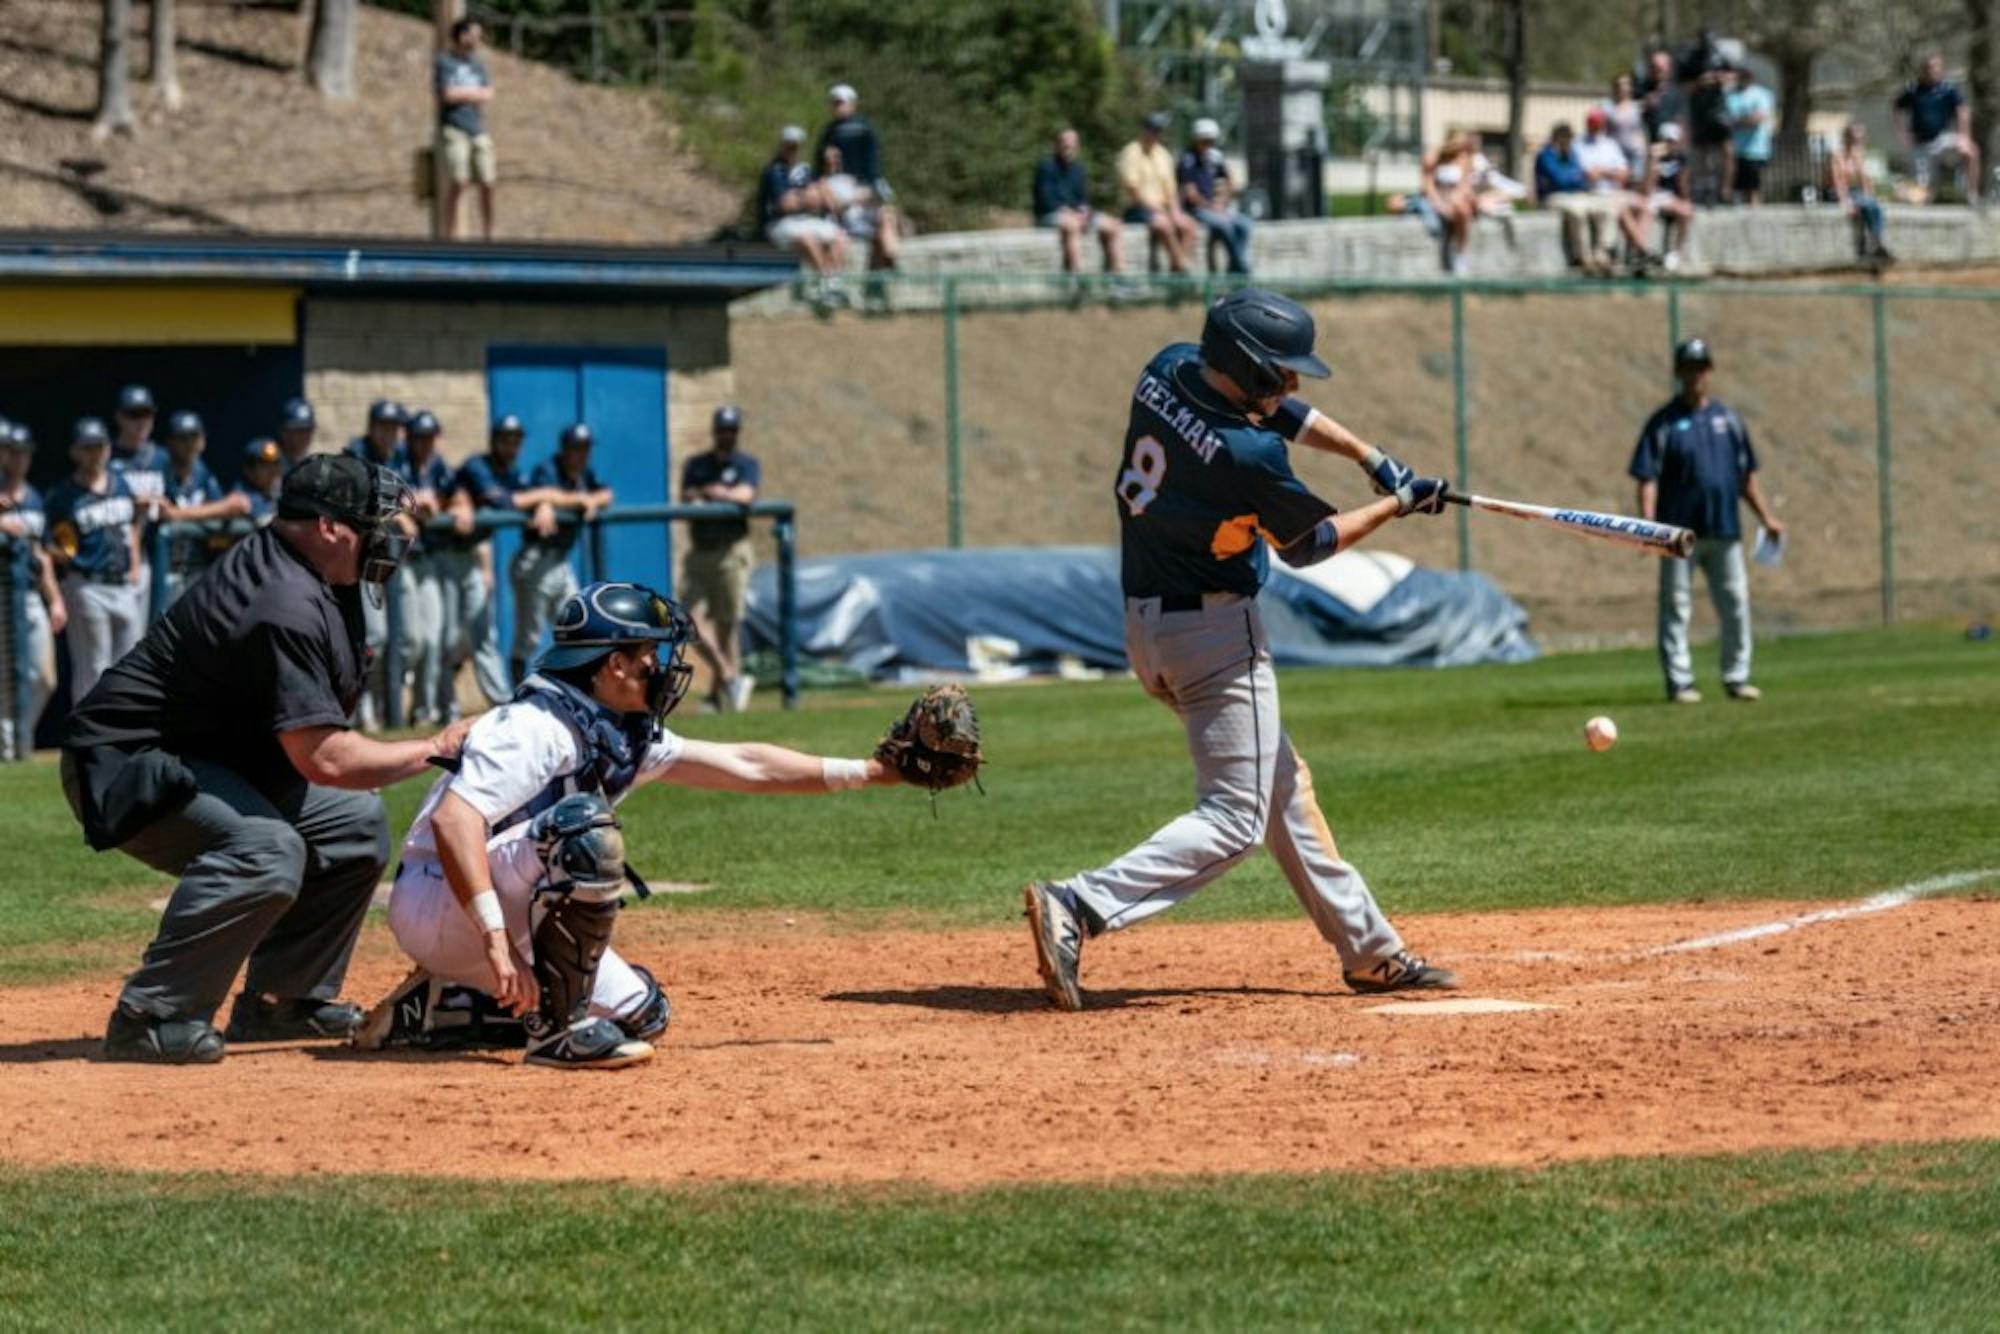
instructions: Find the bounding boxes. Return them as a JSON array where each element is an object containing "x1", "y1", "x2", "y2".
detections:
[
  {"x1": 1630, "y1": 338, "x2": 1785, "y2": 704},
  {"x1": 61, "y1": 456, "x2": 470, "y2": 1065}
]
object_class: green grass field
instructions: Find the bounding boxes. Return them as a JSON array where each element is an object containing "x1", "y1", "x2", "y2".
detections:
[{"x1": 4, "y1": 624, "x2": 1996, "y2": 1329}]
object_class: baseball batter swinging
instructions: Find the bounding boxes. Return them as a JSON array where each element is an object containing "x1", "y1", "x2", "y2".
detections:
[{"x1": 1026, "y1": 289, "x2": 1460, "y2": 1009}]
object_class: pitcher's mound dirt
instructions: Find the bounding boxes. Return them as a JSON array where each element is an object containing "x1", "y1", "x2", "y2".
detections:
[{"x1": 2, "y1": 897, "x2": 1995, "y2": 1186}]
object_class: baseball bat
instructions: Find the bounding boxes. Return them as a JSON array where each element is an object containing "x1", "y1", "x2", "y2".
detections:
[{"x1": 1442, "y1": 492, "x2": 1695, "y2": 559}]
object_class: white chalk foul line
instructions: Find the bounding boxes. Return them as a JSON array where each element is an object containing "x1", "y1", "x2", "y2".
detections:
[{"x1": 1648, "y1": 868, "x2": 2000, "y2": 956}]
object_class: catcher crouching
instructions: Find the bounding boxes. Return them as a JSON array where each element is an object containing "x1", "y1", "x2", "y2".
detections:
[{"x1": 358, "y1": 579, "x2": 981, "y2": 1069}]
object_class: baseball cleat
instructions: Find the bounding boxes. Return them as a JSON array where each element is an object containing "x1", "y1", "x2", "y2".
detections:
[
  {"x1": 224, "y1": 992, "x2": 365, "y2": 1042},
  {"x1": 352, "y1": 967, "x2": 433, "y2": 1051},
  {"x1": 1725, "y1": 682, "x2": 1762, "y2": 701},
  {"x1": 1344, "y1": 950, "x2": 1460, "y2": 995},
  {"x1": 1669, "y1": 686, "x2": 1703, "y2": 704},
  {"x1": 1024, "y1": 881, "x2": 1085, "y2": 1012},
  {"x1": 525, "y1": 1016, "x2": 654, "y2": 1070},
  {"x1": 103, "y1": 1003, "x2": 226, "y2": 1065},
  {"x1": 615, "y1": 965, "x2": 672, "y2": 1041}
]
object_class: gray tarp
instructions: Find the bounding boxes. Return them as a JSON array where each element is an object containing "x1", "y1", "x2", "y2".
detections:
[{"x1": 743, "y1": 546, "x2": 1536, "y2": 681}]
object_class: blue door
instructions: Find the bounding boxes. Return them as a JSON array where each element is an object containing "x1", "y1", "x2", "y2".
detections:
[{"x1": 486, "y1": 345, "x2": 670, "y2": 662}]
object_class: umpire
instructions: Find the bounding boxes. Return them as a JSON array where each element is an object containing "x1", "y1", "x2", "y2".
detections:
[{"x1": 61, "y1": 456, "x2": 470, "y2": 1064}]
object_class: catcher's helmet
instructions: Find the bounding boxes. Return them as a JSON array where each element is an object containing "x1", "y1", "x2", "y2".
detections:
[
  {"x1": 539, "y1": 581, "x2": 695, "y2": 720},
  {"x1": 1198, "y1": 289, "x2": 1331, "y2": 399}
]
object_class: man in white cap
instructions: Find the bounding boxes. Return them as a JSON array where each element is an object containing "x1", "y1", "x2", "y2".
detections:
[
  {"x1": 1178, "y1": 117, "x2": 1253, "y2": 273},
  {"x1": 757, "y1": 124, "x2": 849, "y2": 286}
]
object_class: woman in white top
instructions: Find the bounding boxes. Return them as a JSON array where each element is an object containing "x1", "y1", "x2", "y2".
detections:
[
  {"x1": 1604, "y1": 71, "x2": 1649, "y2": 176},
  {"x1": 1830, "y1": 123, "x2": 1893, "y2": 267}
]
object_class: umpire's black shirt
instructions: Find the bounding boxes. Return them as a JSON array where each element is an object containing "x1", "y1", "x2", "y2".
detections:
[{"x1": 65, "y1": 526, "x2": 368, "y2": 802}]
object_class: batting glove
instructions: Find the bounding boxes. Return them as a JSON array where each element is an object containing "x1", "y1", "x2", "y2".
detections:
[
  {"x1": 1395, "y1": 476, "x2": 1451, "y2": 516},
  {"x1": 1360, "y1": 445, "x2": 1416, "y2": 497}
]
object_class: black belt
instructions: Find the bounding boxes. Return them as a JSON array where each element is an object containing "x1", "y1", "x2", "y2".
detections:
[
  {"x1": 1159, "y1": 593, "x2": 1204, "y2": 613},
  {"x1": 72, "y1": 570, "x2": 132, "y2": 586}
]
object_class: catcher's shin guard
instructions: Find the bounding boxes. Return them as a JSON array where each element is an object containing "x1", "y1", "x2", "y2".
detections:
[{"x1": 525, "y1": 894, "x2": 620, "y2": 1040}]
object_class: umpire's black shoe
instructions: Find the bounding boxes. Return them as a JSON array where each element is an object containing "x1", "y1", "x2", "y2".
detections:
[
  {"x1": 103, "y1": 1003, "x2": 226, "y2": 1065},
  {"x1": 1344, "y1": 950, "x2": 1460, "y2": 995},
  {"x1": 224, "y1": 992, "x2": 366, "y2": 1042}
]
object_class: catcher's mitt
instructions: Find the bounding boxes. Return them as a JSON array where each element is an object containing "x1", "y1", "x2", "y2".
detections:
[{"x1": 876, "y1": 684, "x2": 984, "y2": 794}]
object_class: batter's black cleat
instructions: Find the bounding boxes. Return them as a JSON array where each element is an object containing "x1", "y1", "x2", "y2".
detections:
[
  {"x1": 615, "y1": 965, "x2": 672, "y2": 1041},
  {"x1": 103, "y1": 1002, "x2": 226, "y2": 1065},
  {"x1": 1344, "y1": 950, "x2": 1460, "y2": 994},
  {"x1": 525, "y1": 1016, "x2": 653, "y2": 1070},
  {"x1": 224, "y1": 992, "x2": 365, "y2": 1042},
  {"x1": 1024, "y1": 881, "x2": 1085, "y2": 1012}
]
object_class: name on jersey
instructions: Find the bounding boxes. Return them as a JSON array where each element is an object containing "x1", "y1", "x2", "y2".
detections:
[
  {"x1": 1134, "y1": 373, "x2": 1226, "y2": 464},
  {"x1": 70, "y1": 494, "x2": 137, "y2": 532}
]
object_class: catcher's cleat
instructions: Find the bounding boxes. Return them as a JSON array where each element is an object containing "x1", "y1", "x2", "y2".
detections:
[
  {"x1": 1343, "y1": 950, "x2": 1460, "y2": 995},
  {"x1": 615, "y1": 965, "x2": 672, "y2": 1042},
  {"x1": 103, "y1": 1002, "x2": 226, "y2": 1065},
  {"x1": 353, "y1": 967, "x2": 433, "y2": 1051},
  {"x1": 224, "y1": 992, "x2": 365, "y2": 1042},
  {"x1": 1024, "y1": 881, "x2": 1085, "y2": 1012},
  {"x1": 525, "y1": 1016, "x2": 653, "y2": 1070}
]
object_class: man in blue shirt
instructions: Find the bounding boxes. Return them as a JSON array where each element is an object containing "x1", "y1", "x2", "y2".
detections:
[
  {"x1": 234, "y1": 437, "x2": 284, "y2": 524},
  {"x1": 278, "y1": 398, "x2": 317, "y2": 473},
  {"x1": 160, "y1": 410, "x2": 254, "y2": 605},
  {"x1": 0, "y1": 421, "x2": 64, "y2": 759},
  {"x1": 680, "y1": 405, "x2": 761, "y2": 712},
  {"x1": 510, "y1": 422, "x2": 612, "y2": 686},
  {"x1": 1024, "y1": 289, "x2": 1459, "y2": 1013},
  {"x1": 1629, "y1": 338, "x2": 1786, "y2": 703},
  {"x1": 348, "y1": 400, "x2": 407, "y2": 469},
  {"x1": 1895, "y1": 53, "x2": 1982, "y2": 204},
  {"x1": 435, "y1": 16, "x2": 498, "y2": 240},
  {"x1": 1534, "y1": 123, "x2": 1597, "y2": 268},
  {"x1": 445, "y1": 414, "x2": 539, "y2": 706},
  {"x1": 1725, "y1": 65, "x2": 1774, "y2": 205},
  {"x1": 345, "y1": 400, "x2": 408, "y2": 726},
  {"x1": 110, "y1": 384, "x2": 167, "y2": 515},
  {"x1": 1178, "y1": 118, "x2": 1253, "y2": 274},
  {"x1": 1034, "y1": 127, "x2": 1125, "y2": 276},
  {"x1": 759, "y1": 125, "x2": 849, "y2": 286},
  {"x1": 46, "y1": 417, "x2": 146, "y2": 701},
  {"x1": 395, "y1": 410, "x2": 466, "y2": 725}
]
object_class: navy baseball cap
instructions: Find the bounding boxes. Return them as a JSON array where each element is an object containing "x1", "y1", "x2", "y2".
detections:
[
  {"x1": 0, "y1": 420, "x2": 30, "y2": 452},
  {"x1": 368, "y1": 399, "x2": 409, "y2": 426},
  {"x1": 166, "y1": 410, "x2": 204, "y2": 439},
  {"x1": 713, "y1": 406, "x2": 742, "y2": 431},
  {"x1": 1674, "y1": 337, "x2": 1715, "y2": 368},
  {"x1": 244, "y1": 436, "x2": 282, "y2": 466},
  {"x1": 560, "y1": 422, "x2": 594, "y2": 449},
  {"x1": 74, "y1": 416, "x2": 112, "y2": 447},
  {"x1": 117, "y1": 385, "x2": 155, "y2": 415},
  {"x1": 492, "y1": 413, "x2": 525, "y2": 436},
  {"x1": 281, "y1": 397, "x2": 316, "y2": 430},
  {"x1": 1142, "y1": 111, "x2": 1171, "y2": 131},
  {"x1": 407, "y1": 409, "x2": 441, "y2": 437}
]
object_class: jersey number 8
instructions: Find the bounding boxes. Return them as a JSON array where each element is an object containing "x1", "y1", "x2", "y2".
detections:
[{"x1": 1117, "y1": 435, "x2": 1167, "y2": 517}]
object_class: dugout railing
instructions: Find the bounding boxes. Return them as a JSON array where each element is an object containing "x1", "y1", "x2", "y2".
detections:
[{"x1": 0, "y1": 502, "x2": 801, "y2": 760}]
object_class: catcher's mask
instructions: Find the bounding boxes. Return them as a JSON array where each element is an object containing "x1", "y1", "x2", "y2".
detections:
[
  {"x1": 278, "y1": 455, "x2": 416, "y2": 606},
  {"x1": 539, "y1": 581, "x2": 695, "y2": 727}
]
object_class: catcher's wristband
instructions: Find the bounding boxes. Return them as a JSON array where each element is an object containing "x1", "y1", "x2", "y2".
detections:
[
  {"x1": 468, "y1": 889, "x2": 505, "y2": 934},
  {"x1": 822, "y1": 758, "x2": 871, "y2": 791}
]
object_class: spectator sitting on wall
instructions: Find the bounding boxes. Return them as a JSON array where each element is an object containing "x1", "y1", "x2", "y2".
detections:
[
  {"x1": 436, "y1": 16, "x2": 498, "y2": 241},
  {"x1": 815, "y1": 84, "x2": 900, "y2": 272},
  {"x1": 278, "y1": 398, "x2": 317, "y2": 473},
  {"x1": 1535, "y1": 122, "x2": 1595, "y2": 269},
  {"x1": 1895, "y1": 53, "x2": 1982, "y2": 205},
  {"x1": 759, "y1": 125, "x2": 851, "y2": 296},
  {"x1": 1633, "y1": 122, "x2": 1696, "y2": 272},
  {"x1": 0, "y1": 421, "x2": 65, "y2": 761},
  {"x1": 1639, "y1": 47, "x2": 1685, "y2": 147},
  {"x1": 234, "y1": 438, "x2": 285, "y2": 525},
  {"x1": 1177, "y1": 118, "x2": 1253, "y2": 274},
  {"x1": 1034, "y1": 127, "x2": 1125, "y2": 276},
  {"x1": 1726, "y1": 64, "x2": 1774, "y2": 206},
  {"x1": 1117, "y1": 112, "x2": 1199, "y2": 273},
  {"x1": 160, "y1": 410, "x2": 252, "y2": 606},
  {"x1": 1581, "y1": 109, "x2": 1653, "y2": 273},
  {"x1": 1605, "y1": 71, "x2": 1649, "y2": 176},
  {"x1": 1421, "y1": 131, "x2": 1480, "y2": 275},
  {"x1": 1831, "y1": 122, "x2": 1894, "y2": 268},
  {"x1": 813, "y1": 143, "x2": 898, "y2": 282}
]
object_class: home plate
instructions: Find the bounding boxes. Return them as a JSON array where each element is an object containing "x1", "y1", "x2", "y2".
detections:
[{"x1": 1367, "y1": 998, "x2": 1554, "y2": 1015}]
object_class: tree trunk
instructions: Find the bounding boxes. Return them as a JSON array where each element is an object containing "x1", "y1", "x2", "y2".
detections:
[
  {"x1": 1773, "y1": 42, "x2": 1814, "y2": 195},
  {"x1": 1501, "y1": 0, "x2": 1528, "y2": 176},
  {"x1": 94, "y1": 0, "x2": 135, "y2": 138},
  {"x1": 307, "y1": 0, "x2": 357, "y2": 99},
  {"x1": 151, "y1": 0, "x2": 181, "y2": 111},
  {"x1": 1969, "y1": 0, "x2": 1996, "y2": 193}
]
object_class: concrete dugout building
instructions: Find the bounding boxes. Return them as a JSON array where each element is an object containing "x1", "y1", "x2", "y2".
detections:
[{"x1": 0, "y1": 232, "x2": 790, "y2": 598}]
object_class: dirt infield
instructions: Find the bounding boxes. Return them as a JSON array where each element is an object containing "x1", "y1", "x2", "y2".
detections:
[{"x1": 2, "y1": 896, "x2": 1995, "y2": 1186}]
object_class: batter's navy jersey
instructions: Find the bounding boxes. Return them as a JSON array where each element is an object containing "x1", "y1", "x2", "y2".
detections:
[
  {"x1": 1628, "y1": 396, "x2": 1758, "y2": 540},
  {"x1": 1114, "y1": 343, "x2": 1332, "y2": 599},
  {"x1": 111, "y1": 442, "x2": 167, "y2": 505},
  {"x1": 45, "y1": 475, "x2": 137, "y2": 580}
]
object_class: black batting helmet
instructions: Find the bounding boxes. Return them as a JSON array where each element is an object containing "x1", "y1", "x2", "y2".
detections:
[{"x1": 1198, "y1": 289, "x2": 1331, "y2": 399}]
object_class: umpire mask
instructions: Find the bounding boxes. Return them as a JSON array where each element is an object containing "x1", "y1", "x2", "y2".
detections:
[{"x1": 278, "y1": 455, "x2": 415, "y2": 605}]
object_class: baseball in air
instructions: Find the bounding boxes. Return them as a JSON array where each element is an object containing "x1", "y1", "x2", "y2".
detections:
[{"x1": 1584, "y1": 716, "x2": 1618, "y2": 752}]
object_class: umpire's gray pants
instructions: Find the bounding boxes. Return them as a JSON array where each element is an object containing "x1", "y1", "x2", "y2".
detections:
[
  {"x1": 1658, "y1": 536, "x2": 1752, "y2": 695},
  {"x1": 1062, "y1": 595, "x2": 1404, "y2": 973},
  {"x1": 509, "y1": 544, "x2": 578, "y2": 664},
  {"x1": 62, "y1": 576, "x2": 146, "y2": 703},
  {"x1": 397, "y1": 554, "x2": 449, "y2": 722},
  {"x1": 1, "y1": 592, "x2": 56, "y2": 760},
  {"x1": 67, "y1": 755, "x2": 389, "y2": 1022}
]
